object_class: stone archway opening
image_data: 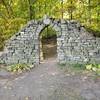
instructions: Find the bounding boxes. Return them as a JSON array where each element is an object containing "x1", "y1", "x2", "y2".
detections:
[
  {"x1": 0, "y1": 16, "x2": 100, "y2": 65},
  {"x1": 39, "y1": 26, "x2": 57, "y2": 62}
]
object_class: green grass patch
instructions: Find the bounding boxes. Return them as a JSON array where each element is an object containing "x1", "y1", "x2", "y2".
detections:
[{"x1": 58, "y1": 62, "x2": 86, "y2": 70}]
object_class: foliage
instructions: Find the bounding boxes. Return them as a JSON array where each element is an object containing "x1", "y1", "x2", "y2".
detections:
[
  {"x1": 0, "y1": 0, "x2": 100, "y2": 50},
  {"x1": 70, "y1": 63, "x2": 86, "y2": 70},
  {"x1": 0, "y1": 18, "x2": 26, "y2": 50},
  {"x1": 0, "y1": 33, "x2": 4, "y2": 50},
  {"x1": 0, "y1": 18, "x2": 26, "y2": 39},
  {"x1": 7, "y1": 63, "x2": 34, "y2": 73},
  {"x1": 58, "y1": 62, "x2": 100, "y2": 76},
  {"x1": 41, "y1": 26, "x2": 57, "y2": 39},
  {"x1": 58, "y1": 62, "x2": 86, "y2": 71},
  {"x1": 86, "y1": 64, "x2": 100, "y2": 75}
]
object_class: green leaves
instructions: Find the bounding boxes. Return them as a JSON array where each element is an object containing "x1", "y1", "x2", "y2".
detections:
[
  {"x1": 7, "y1": 63, "x2": 34, "y2": 73},
  {"x1": 86, "y1": 64, "x2": 100, "y2": 75},
  {"x1": 0, "y1": 0, "x2": 100, "y2": 51},
  {"x1": 41, "y1": 26, "x2": 57, "y2": 39},
  {"x1": 0, "y1": 18, "x2": 26, "y2": 50}
]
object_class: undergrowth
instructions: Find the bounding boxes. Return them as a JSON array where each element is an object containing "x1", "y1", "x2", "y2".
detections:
[
  {"x1": 86, "y1": 64, "x2": 100, "y2": 75},
  {"x1": 7, "y1": 63, "x2": 34, "y2": 73},
  {"x1": 59, "y1": 62, "x2": 100, "y2": 76}
]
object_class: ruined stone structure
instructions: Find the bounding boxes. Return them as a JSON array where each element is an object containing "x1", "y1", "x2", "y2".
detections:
[{"x1": 0, "y1": 16, "x2": 100, "y2": 65}]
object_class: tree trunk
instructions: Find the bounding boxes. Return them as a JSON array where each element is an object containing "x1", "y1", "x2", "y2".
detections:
[
  {"x1": 61, "y1": 0, "x2": 64, "y2": 19},
  {"x1": 97, "y1": 0, "x2": 100, "y2": 27},
  {"x1": 28, "y1": 0, "x2": 33, "y2": 20},
  {"x1": 70, "y1": 0, "x2": 73, "y2": 20},
  {"x1": 88, "y1": 0, "x2": 91, "y2": 25}
]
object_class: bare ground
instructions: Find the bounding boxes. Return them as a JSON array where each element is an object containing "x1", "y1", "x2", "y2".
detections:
[{"x1": 0, "y1": 59, "x2": 100, "y2": 100}]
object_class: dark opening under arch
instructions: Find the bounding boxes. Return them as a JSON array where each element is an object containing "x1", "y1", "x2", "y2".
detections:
[{"x1": 39, "y1": 25, "x2": 57, "y2": 62}]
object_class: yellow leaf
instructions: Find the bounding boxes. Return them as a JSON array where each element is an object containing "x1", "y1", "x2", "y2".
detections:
[
  {"x1": 92, "y1": 67, "x2": 97, "y2": 71},
  {"x1": 86, "y1": 65, "x2": 92, "y2": 70}
]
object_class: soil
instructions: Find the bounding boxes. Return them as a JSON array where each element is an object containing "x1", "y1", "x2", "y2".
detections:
[
  {"x1": 42, "y1": 37, "x2": 57, "y2": 59},
  {"x1": 0, "y1": 59, "x2": 100, "y2": 100}
]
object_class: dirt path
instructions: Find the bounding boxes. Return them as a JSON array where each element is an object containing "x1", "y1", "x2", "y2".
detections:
[{"x1": 0, "y1": 59, "x2": 100, "y2": 100}]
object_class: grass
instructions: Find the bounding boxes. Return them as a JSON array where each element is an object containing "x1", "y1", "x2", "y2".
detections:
[
  {"x1": 58, "y1": 63, "x2": 86, "y2": 72},
  {"x1": 58, "y1": 62, "x2": 100, "y2": 82}
]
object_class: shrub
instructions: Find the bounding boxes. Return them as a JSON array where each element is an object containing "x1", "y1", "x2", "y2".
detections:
[
  {"x1": 86, "y1": 64, "x2": 100, "y2": 75},
  {"x1": 7, "y1": 63, "x2": 34, "y2": 73},
  {"x1": 71, "y1": 63, "x2": 86, "y2": 70}
]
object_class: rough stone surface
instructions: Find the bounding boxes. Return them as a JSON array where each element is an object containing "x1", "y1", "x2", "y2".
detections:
[{"x1": 0, "y1": 16, "x2": 100, "y2": 65}]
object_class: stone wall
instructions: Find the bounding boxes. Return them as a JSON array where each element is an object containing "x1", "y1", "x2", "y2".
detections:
[
  {"x1": 0, "y1": 16, "x2": 100, "y2": 65},
  {"x1": 57, "y1": 20, "x2": 100, "y2": 64}
]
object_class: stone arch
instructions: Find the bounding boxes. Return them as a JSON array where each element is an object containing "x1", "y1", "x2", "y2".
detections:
[
  {"x1": 0, "y1": 16, "x2": 62, "y2": 65},
  {"x1": 38, "y1": 23, "x2": 60, "y2": 62},
  {"x1": 0, "y1": 16, "x2": 100, "y2": 65},
  {"x1": 30, "y1": 17, "x2": 62, "y2": 63}
]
